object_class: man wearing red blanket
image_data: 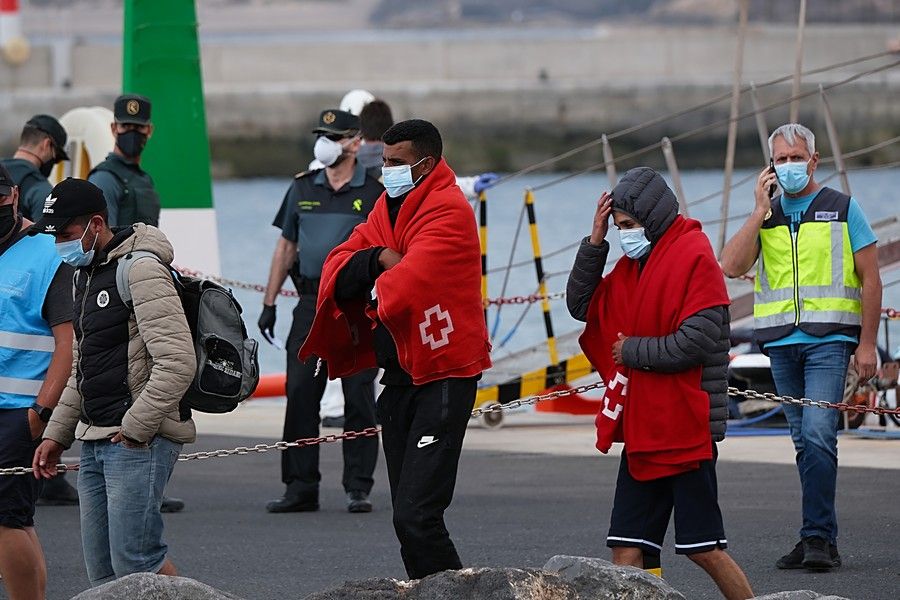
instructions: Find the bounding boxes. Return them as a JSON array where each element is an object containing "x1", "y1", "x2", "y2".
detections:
[
  {"x1": 568, "y1": 167, "x2": 753, "y2": 599},
  {"x1": 299, "y1": 119, "x2": 491, "y2": 579}
]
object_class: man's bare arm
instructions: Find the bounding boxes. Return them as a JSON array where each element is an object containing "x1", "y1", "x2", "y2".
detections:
[{"x1": 263, "y1": 236, "x2": 298, "y2": 306}]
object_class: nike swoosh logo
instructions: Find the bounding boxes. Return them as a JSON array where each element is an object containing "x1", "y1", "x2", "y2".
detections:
[{"x1": 417, "y1": 437, "x2": 439, "y2": 449}]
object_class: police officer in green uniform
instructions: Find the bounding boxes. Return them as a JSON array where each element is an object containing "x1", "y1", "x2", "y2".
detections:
[
  {"x1": 0, "y1": 115, "x2": 69, "y2": 221},
  {"x1": 88, "y1": 94, "x2": 161, "y2": 228},
  {"x1": 260, "y1": 109, "x2": 384, "y2": 514}
]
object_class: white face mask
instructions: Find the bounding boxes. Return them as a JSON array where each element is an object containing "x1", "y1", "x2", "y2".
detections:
[
  {"x1": 619, "y1": 227, "x2": 651, "y2": 259},
  {"x1": 381, "y1": 157, "x2": 427, "y2": 198},
  {"x1": 313, "y1": 136, "x2": 344, "y2": 167}
]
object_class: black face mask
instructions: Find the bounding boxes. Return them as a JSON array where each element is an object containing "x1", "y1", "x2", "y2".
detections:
[
  {"x1": 0, "y1": 204, "x2": 20, "y2": 244},
  {"x1": 39, "y1": 158, "x2": 55, "y2": 178},
  {"x1": 116, "y1": 131, "x2": 148, "y2": 158}
]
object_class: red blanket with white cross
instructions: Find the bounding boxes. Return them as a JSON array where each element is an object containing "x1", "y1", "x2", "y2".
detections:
[
  {"x1": 579, "y1": 216, "x2": 729, "y2": 481},
  {"x1": 299, "y1": 158, "x2": 492, "y2": 384}
]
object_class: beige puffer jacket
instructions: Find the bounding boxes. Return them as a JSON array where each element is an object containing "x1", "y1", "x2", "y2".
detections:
[{"x1": 44, "y1": 224, "x2": 197, "y2": 448}]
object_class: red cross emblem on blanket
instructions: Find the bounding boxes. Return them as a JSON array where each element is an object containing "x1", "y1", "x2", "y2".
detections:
[
  {"x1": 419, "y1": 304, "x2": 454, "y2": 350},
  {"x1": 601, "y1": 371, "x2": 629, "y2": 421}
]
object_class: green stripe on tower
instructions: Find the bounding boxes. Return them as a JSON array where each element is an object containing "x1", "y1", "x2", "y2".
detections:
[{"x1": 123, "y1": 0, "x2": 212, "y2": 210}]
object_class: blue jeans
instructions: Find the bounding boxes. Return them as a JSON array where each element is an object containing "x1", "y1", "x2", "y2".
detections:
[
  {"x1": 77, "y1": 436, "x2": 182, "y2": 585},
  {"x1": 768, "y1": 341, "x2": 852, "y2": 545}
]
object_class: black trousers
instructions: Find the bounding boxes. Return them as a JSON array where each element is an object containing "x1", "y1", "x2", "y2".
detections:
[
  {"x1": 377, "y1": 376, "x2": 477, "y2": 579},
  {"x1": 283, "y1": 296, "x2": 378, "y2": 496}
]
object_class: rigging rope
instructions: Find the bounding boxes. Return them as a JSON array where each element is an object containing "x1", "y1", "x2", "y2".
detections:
[
  {"x1": 493, "y1": 49, "x2": 898, "y2": 186},
  {"x1": 529, "y1": 59, "x2": 900, "y2": 193}
]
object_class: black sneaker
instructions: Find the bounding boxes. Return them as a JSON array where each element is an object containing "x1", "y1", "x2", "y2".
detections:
[
  {"x1": 829, "y1": 544, "x2": 842, "y2": 568},
  {"x1": 802, "y1": 536, "x2": 833, "y2": 570},
  {"x1": 266, "y1": 494, "x2": 319, "y2": 513},
  {"x1": 775, "y1": 541, "x2": 804, "y2": 569},
  {"x1": 347, "y1": 490, "x2": 373, "y2": 513},
  {"x1": 160, "y1": 496, "x2": 185, "y2": 513}
]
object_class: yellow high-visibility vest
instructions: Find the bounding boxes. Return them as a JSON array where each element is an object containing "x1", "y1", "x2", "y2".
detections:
[{"x1": 754, "y1": 187, "x2": 861, "y2": 345}]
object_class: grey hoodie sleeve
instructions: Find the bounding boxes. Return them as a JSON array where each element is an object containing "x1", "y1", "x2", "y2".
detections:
[
  {"x1": 566, "y1": 237, "x2": 610, "y2": 322},
  {"x1": 621, "y1": 305, "x2": 729, "y2": 373}
]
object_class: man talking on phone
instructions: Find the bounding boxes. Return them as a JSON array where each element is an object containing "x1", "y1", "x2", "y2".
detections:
[{"x1": 721, "y1": 123, "x2": 882, "y2": 571}]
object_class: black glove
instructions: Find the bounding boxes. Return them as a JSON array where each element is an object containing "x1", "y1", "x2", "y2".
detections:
[{"x1": 258, "y1": 304, "x2": 276, "y2": 344}]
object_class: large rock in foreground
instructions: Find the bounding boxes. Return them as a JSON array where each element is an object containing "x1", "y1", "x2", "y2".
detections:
[
  {"x1": 750, "y1": 592, "x2": 851, "y2": 600},
  {"x1": 305, "y1": 556, "x2": 684, "y2": 599},
  {"x1": 70, "y1": 572, "x2": 243, "y2": 600},
  {"x1": 543, "y1": 555, "x2": 685, "y2": 600}
]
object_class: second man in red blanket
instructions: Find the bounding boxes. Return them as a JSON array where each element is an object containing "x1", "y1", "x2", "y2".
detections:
[{"x1": 568, "y1": 167, "x2": 753, "y2": 600}]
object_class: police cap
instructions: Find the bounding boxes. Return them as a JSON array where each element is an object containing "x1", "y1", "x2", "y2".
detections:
[
  {"x1": 312, "y1": 109, "x2": 360, "y2": 137},
  {"x1": 114, "y1": 94, "x2": 152, "y2": 125}
]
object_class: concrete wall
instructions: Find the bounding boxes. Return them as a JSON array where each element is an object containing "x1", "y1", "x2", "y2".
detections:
[{"x1": 1, "y1": 25, "x2": 898, "y2": 174}]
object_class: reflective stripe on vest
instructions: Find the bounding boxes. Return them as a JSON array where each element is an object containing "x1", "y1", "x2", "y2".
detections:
[
  {"x1": 754, "y1": 192, "x2": 861, "y2": 340},
  {"x1": 0, "y1": 235, "x2": 61, "y2": 407}
]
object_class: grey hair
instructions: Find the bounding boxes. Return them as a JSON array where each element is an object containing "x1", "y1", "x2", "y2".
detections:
[{"x1": 768, "y1": 123, "x2": 816, "y2": 157}]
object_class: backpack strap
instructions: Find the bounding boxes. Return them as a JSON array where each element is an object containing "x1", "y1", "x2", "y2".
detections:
[{"x1": 115, "y1": 250, "x2": 162, "y2": 309}]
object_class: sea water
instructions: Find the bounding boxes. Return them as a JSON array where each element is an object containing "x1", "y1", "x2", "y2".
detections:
[{"x1": 212, "y1": 168, "x2": 900, "y2": 376}]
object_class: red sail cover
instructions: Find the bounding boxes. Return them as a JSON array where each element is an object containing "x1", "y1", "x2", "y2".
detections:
[
  {"x1": 299, "y1": 158, "x2": 492, "y2": 385},
  {"x1": 580, "y1": 216, "x2": 729, "y2": 481}
]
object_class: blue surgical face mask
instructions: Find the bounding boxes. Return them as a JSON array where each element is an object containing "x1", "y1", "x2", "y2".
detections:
[
  {"x1": 619, "y1": 227, "x2": 651, "y2": 260},
  {"x1": 381, "y1": 157, "x2": 426, "y2": 198},
  {"x1": 774, "y1": 160, "x2": 811, "y2": 195},
  {"x1": 55, "y1": 225, "x2": 98, "y2": 267}
]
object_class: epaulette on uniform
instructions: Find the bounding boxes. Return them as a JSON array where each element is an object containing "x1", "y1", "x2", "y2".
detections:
[{"x1": 294, "y1": 169, "x2": 317, "y2": 179}]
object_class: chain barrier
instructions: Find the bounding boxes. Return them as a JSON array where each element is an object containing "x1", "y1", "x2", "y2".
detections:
[
  {"x1": 485, "y1": 291, "x2": 567, "y2": 306},
  {"x1": 7, "y1": 381, "x2": 900, "y2": 477},
  {"x1": 173, "y1": 266, "x2": 299, "y2": 299},
  {"x1": 0, "y1": 384, "x2": 603, "y2": 476},
  {"x1": 728, "y1": 387, "x2": 900, "y2": 417},
  {"x1": 471, "y1": 381, "x2": 607, "y2": 417}
]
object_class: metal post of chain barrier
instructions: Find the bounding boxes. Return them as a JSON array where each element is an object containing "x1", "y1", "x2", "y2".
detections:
[
  {"x1": 524, "y1": 188, "x2": 559, "y2": 368},
  {"x1": 5, "y1": 383, "x2": 900, "y2": 477}
]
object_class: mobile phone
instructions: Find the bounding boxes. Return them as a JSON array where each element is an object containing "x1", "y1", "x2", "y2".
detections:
[{"x1": 767, "y1": 158, "x2": 777, "y2": 199}]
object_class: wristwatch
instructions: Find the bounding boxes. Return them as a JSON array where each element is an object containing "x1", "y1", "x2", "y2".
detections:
[{"x1": 29, "y1": 402, "x2": 53, "y2": 423}]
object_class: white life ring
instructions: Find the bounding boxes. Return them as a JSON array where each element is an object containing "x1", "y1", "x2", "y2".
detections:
[{"x1": 51, "y1": 107, "x2": 115, "y2": 184}]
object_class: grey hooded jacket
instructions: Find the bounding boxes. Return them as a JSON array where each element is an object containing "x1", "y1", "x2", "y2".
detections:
[{"x1": 567, "y1": 167, "x2": 730, "y2": 441}]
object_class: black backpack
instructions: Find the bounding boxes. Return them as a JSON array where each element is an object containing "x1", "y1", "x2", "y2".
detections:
[{"x1": 116, "y1": 251, "x2": 260, "y2": 414}]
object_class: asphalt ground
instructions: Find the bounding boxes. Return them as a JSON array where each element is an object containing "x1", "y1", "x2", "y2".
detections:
[{"x1": 7, "y1": 434, "x2": 900, "y2": 600}]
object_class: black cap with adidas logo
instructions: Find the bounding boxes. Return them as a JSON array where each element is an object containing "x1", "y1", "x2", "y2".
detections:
[{"x1": 29, "y1": 178, "x2": 107, "y2": 235}]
